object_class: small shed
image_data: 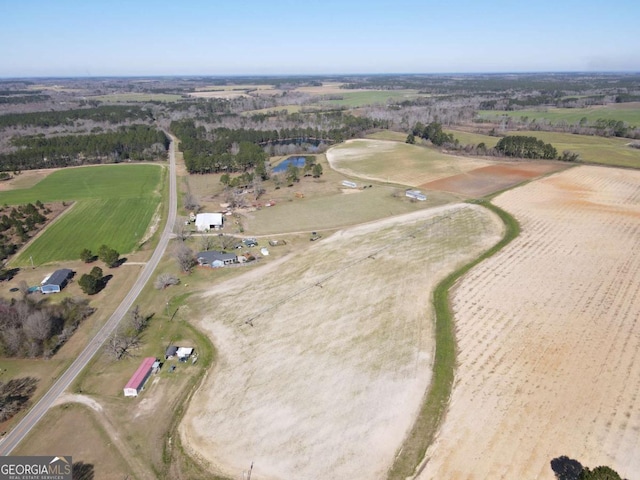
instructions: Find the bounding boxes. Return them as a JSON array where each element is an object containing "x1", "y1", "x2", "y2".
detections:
[
  {"x1": 195, "y1": 213, "x2": 223, "y2": 232},
  {"x1": 165, "y1": 346, "x2": 178, "y2": 359},
  {"x1": 123, "y1": 357, "x2": 156, "y2": 397},
  {"x1": 405, "y1": 189, "x2": 427, "y2": 201},
  {"x1": 41, "y1": 269, "x2": 73, "y2": 294},
  {"x1": 176, "y1": 347, "x2": 194, "y2": 359}
]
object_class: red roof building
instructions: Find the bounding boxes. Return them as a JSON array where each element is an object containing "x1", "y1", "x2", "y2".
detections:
[{"x1": 123, "y1": 357, "x2": 156, "y2": 397}]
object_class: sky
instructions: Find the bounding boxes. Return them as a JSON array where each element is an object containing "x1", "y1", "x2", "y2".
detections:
[{"x1": 1, "y1": 0, "x2": 639, "y2": 77}]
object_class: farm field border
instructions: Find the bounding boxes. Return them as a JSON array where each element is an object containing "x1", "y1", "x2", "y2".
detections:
[
  {"x1": 387, "y1": 200, "x2": 518, "y2": 480},
  {"x1": 417, "y1": 165, "x2": 640, "y2": 479}
]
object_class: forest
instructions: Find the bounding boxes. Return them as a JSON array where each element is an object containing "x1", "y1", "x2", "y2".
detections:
[
  {"x1": 0, "y1": 125, "x2": 169, "y2": 171},
  {"x1": 0, "y1": 295, "x2": 95, "y2": 357}
]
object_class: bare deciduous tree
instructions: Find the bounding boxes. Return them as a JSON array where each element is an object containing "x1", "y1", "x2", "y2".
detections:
[
  {"x1": 199, "y1": 235, "x2": 216, "y2": 252},
  {"x1": 183, "y1": 192, "x2": 200, "y2": 212},
  {"x1": 174, "y1": 217, "x2": 192, "y2": 241},
  {"x1": 173, "y1": 242, "x2": 196, "y2": 273},
  {"x1": 154, "y1": 272, "x2": 180, "y2": 290}
]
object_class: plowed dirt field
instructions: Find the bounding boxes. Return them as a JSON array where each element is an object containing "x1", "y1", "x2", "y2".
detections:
[{"x1": 419, "y1": 165, "x2": 640, "y2": 479}]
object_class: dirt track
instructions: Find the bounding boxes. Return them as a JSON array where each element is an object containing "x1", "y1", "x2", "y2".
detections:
[
  {"x1": 419, "y1": 165, "x2": 640, "y2": 479},
  {"x1": 181, "y1": 204, "x2": 504, "y2": 480}
]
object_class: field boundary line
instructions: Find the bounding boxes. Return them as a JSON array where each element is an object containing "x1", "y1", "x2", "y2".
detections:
[{"x1": 387, "y1": 199, "x2": 520, "y2": 480}]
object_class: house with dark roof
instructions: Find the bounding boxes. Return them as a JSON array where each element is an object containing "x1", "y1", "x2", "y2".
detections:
[
  {"x1": 41, "y1": 268, "x2": 73, "y2": 294},
  {"x1": 196, "y1": 250, "x2": 238, "y2": 268}
]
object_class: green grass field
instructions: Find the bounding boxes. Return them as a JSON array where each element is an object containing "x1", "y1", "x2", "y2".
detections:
[
  {"x1": 317, "y1": 90, "x2": 426, "y2": 107},
  {"x1": 0, "y1": 164, "x2": 163, "y2": 265},
  {"x1": 478, "y1": 103, "x2": 640, "y2": 125},
  {"x1": 88, "y1": 93, "x2": 184, "y2": 103},
  {"x1": 446, "y1": 129, "x2": 640, "y2": 168},
  {"x1": 365, "y1": 130, "x2": 408, "y2": 142}
]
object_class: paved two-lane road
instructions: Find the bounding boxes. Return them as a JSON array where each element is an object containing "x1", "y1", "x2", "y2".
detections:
[{"x1": 0, "y1": 134, "x2": 178, "y2": 455}]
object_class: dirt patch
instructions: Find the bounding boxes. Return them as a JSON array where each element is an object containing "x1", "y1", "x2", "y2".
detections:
[
  {"x1": 421, "y1": 162, "x2": 567, "y2": 197},
  {"x1": 54, "y1": 393, "x2": 103, "y2": 412},
  {"x1": 419, "y1": 166, "x2": 640, "y2": 479},
  {"x1": 181, "y1": 204, "x2": 504, "y2": 480}
]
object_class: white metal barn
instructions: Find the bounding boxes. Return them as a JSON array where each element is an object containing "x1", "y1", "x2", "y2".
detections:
[
  {"x1": 195, "y1": 213, "x2": 223, "y2": 231},
  {"x1": 405, "y1": 189, "x2": 427, "y2": 201}
]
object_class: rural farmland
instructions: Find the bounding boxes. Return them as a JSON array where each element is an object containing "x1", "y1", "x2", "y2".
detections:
[
  {"x1": 326, "y1": 139, "x2": 498, "y2": 187},
  {"x1": 419, "y1": 166, "x2": 640, "y2": 479},
  {"x1": 181, "y1": 204, "x2": 504, "y2": 480},
  {"x1": 0, "y1": 164, "x2": 163, "y2": 265}
]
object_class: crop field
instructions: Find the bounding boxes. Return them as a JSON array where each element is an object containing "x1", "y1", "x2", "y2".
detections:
[
  {"x1": 326, "y1": 139, "x2": 498, "y2": 187},
  {"x1": 181, "y1": 204, "x2": 504, "y2": 480},
  {"x1": 419, "y1": 166, "x2": 640, "y2": 479},
  {"x1": 421, "y1": 162, "x2": 567, "y2": 197},
  {"x1": 0, "y1": 164, "x2": 162, "y2": 265},
  {"x1": 478, "y1": 103, "x2": 640, "y2": 125},
  {"x1": 87, "y1": 93, "x2": 184, "y2": 103}
]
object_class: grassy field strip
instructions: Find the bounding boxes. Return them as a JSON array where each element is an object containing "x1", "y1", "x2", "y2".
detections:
[
  {"x1": 478, "y1": 103, "x2": 640, "y2": 124},
  {"x1": 316, "y1": 90, "x2": 426, "y2": 107},
  {"x1": 387, "y1": 200, "x2": 518, "y2": 480},
  {"x1": 446, "y1": 129, "x2": 640, "y2": 168},
  {"x1": 182, "y1": 204, "x2": 504, "y2": 480}
]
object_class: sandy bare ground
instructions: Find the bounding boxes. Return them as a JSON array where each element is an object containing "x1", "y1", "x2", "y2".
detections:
[
  {"x1": 419, "y1": 166, "x2": 640, "y2": 479},
  {"x1": 181, "y1": 204, "x2": 504, "y2": 480}
]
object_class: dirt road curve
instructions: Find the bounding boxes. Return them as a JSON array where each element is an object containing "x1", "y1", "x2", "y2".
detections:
[{"x1": 0, "y1": 133, "x2": 177, "y2": 456}]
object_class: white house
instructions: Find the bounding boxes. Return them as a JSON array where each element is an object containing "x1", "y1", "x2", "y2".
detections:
[{"x1": 195, "y1": 213, "x2": 223, "y2": 231}]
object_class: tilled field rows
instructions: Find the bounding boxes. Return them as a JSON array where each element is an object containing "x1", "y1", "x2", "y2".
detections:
[
  {"x1": 181, "y1": 204, "x2": 504, "y2": 480},
  {"x1": 419, "y1": 166, "x2": 640, "y2": 479}
]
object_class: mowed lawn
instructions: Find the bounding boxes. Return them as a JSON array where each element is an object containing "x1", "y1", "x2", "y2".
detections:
[
  {"x1": 0, "y1": 164, "x2": 163, "y2": 265},
  {"x1": 478, "y1": 103, "x2": 640, "y2": 125}
]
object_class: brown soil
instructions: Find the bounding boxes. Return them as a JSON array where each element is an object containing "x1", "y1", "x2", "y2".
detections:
[
  {"x1": 418, "y1": 165, "x2": 640, "y2": 479},
  {"x1": 421, "y1": 162, "x2": 567, "y2": 197}
]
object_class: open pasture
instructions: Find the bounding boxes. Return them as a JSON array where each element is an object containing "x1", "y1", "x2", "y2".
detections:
[
  {"x1": 419, "y1": 166, "x2": 640, "y2": 479},
  {"x1": 447, "y1": 128, "x2": 640, "y2": 168},
  {"x1": 326, "y1": 139, "x2": 498, "y2": 187},
  {"x1": 0, "y1": 164, "x2": 162, "y2": 265},
  {"x1": 512, "y1": 130, "x2": 640, "y2": 168},
  {"x1": 181, "y1": 204, "x2": 504, "y2": 480},
  {"x1": 478, "y1": 103, "x2": 640, "y2": 125}
]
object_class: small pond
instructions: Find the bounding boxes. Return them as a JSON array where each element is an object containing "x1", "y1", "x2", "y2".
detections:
[{"x1": 272, "y1": 156, "x2": 306, "y2": 173}]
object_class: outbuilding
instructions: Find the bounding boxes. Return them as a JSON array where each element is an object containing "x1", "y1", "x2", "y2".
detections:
[
  {"x1": 176, "y1": 347, "x2": 194, "y2": 359},
  {"x1": 405, "y1": 189, "x2": 427, "y2": 201},
  {"x1": 195, "y1": 213, "x2": 223, "y2": 231},
  {"x1": 165, "y1": 345, "x2": 178, "y2": 359},
  {"x1": 123, "y1": 357, "x2": 157, "y2": 397},
  {"x1": 41, "y1": 269, "x2": 73, "y2": 294}
]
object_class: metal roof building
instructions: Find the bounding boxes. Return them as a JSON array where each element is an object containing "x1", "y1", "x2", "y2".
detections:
[
  {"x1": 195, "y1": 213, "x2": 223, "y2": 231},
  {"x1": 41, "y1": 268, "x2": 73, "y2": 294},
  {"x1": 123, "y1": 357, "x2": 157, "y2": 397}
]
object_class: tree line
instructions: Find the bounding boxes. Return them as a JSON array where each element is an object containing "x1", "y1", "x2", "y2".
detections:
[
  {"x1": 0, "y1": 125, "x2": 169, "y2": 171},
  {"x1": 0, "y1": 295, "x2": 94, "y2": 357},
  {"x1": 0, "y1": 104, "x2": 154, "y2": 129}
]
